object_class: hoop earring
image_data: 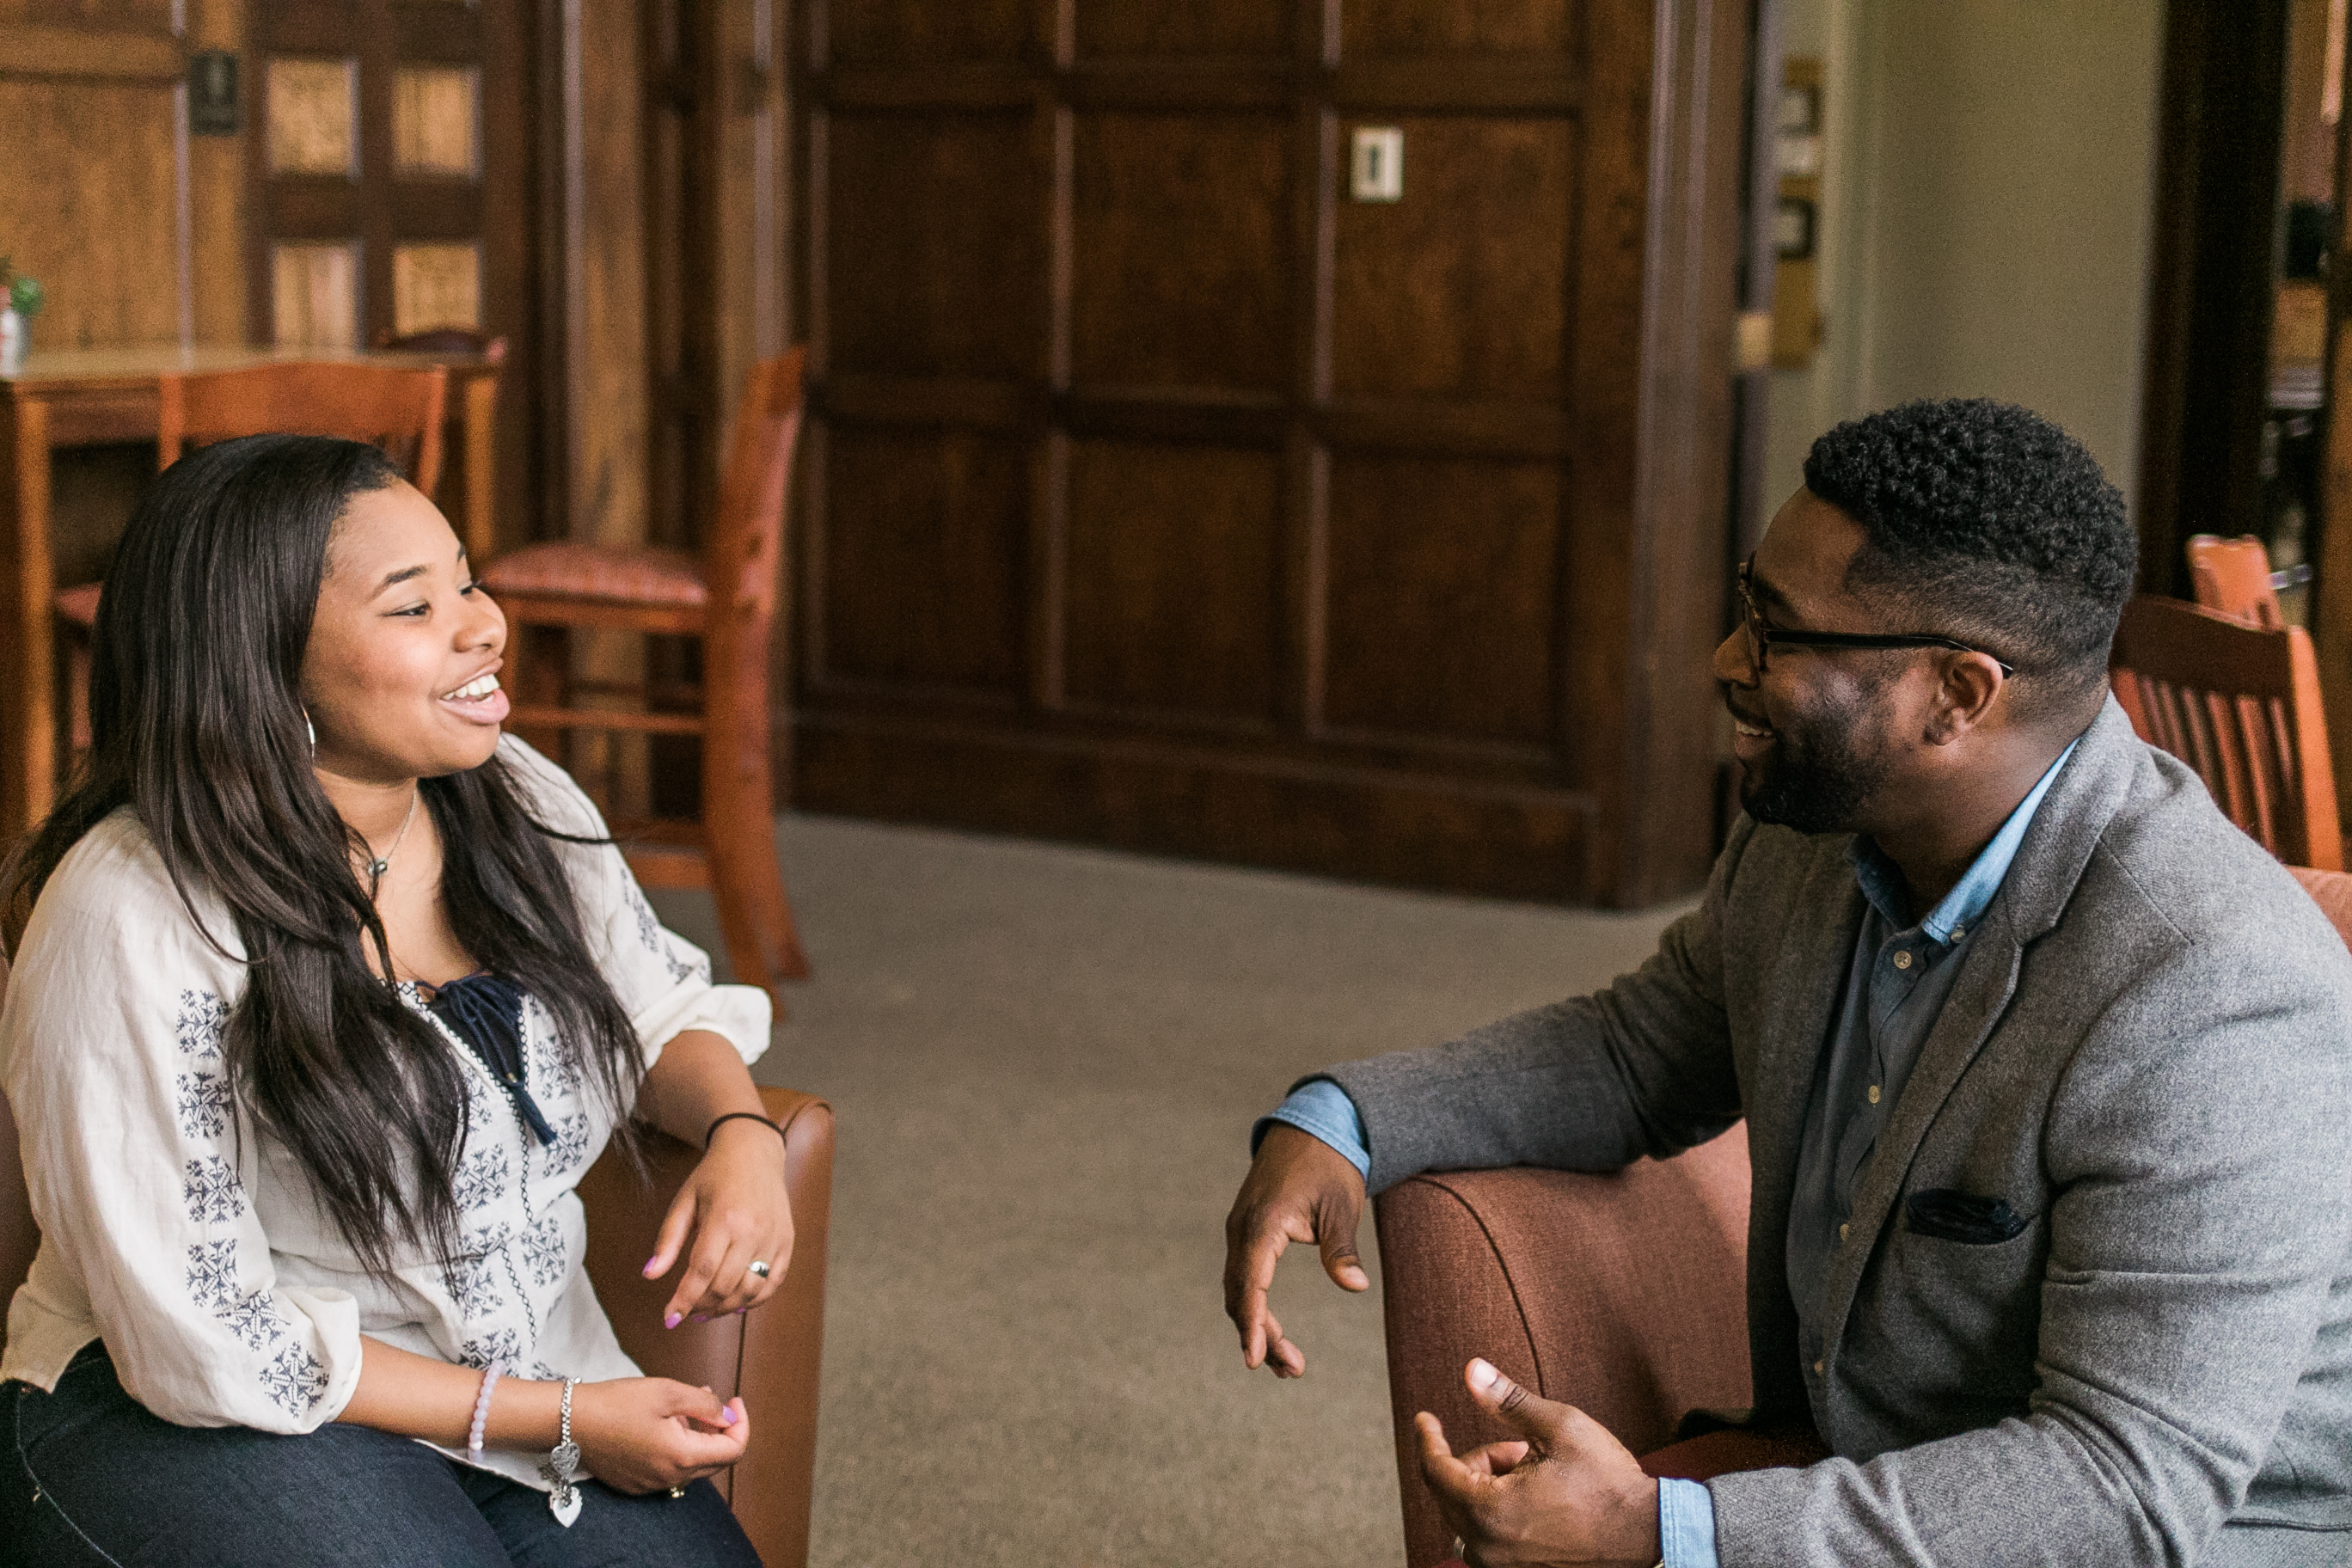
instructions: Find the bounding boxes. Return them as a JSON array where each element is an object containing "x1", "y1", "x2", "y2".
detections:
[{"x1": 303, "y1": 708, "x2": 315, "y2": 753}]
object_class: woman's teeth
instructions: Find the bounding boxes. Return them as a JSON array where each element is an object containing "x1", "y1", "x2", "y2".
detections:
[
  {"x1": 1734, "y1": 721, "x2": 1772, "y2": 738},
  {"x1": 444, "y1": 674, "x2": 501, "y2": 701}
]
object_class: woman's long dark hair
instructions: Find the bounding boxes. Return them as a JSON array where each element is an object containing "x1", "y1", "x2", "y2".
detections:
[{"x1": 1, "y1": 434, "x2": 644, "y2": 1276}]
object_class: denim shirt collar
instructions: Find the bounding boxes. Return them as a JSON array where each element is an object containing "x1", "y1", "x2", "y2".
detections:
[{"x1": 1846, "y1": 738, "x2": 2081, "y2": 946}]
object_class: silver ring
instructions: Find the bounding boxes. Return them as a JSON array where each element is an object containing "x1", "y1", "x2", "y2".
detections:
[{"x1": 746, "y1": 1259, "x2": 770, "y2": 1278}]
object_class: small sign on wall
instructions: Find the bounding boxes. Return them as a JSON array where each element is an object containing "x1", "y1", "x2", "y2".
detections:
[
  {"x1": 1351, "y1": 126, "x2": 1403, "y2": 202},
  {"x1": 189, "y1": 52, "x2": 239, "y2": 137}
]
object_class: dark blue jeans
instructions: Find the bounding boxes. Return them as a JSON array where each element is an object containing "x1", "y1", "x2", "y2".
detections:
[{"x1": 3, "y1": 1344, "x2": 764, "y2": 1568}]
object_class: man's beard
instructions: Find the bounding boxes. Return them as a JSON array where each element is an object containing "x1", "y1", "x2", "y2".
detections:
[{"x1": 1731, "y1": 685, "x2": 1893, "y2": 835}]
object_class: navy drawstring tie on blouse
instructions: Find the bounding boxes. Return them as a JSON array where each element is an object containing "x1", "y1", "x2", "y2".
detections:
[{"x1": 424, "y1": 972, "x2": 557, "y2": 1146}]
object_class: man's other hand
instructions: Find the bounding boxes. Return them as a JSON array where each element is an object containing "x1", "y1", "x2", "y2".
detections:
[
  {"x1": 1418, "y1": 1358, "x2": 1660, "y2": 1567},
  {"x1": 1222, "y1": 1123, "x2": 1369, "y2": 1377}
]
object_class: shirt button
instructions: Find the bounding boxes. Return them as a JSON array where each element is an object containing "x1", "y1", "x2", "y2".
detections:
[
  {"x1": 1867, "y1": 1084, "x2": 1881, "y2": 1104},
  {"x1": 1814, "y1": 1359, "x2": 1825, "y2": 1375},
  {"x1": 1839, "y1": 1222, "x2": 1849, "y2": 1243},
  {"x1": 1892, "y1": 950, "x2": 1913, "y2": 970}
]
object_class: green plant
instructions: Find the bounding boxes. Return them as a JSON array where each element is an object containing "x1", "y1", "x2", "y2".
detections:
[{"x1": 0, "y1": 256, "x2": 41, "y2": 317}]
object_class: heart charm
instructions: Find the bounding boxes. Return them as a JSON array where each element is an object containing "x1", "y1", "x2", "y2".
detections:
[{"x1": 541, "y1": 1436, "x2": 584, "y2": 1528}]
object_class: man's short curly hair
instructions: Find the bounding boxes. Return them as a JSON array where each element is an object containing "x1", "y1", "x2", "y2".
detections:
[{"x1": 1802, "y1": 398, "x2": 2135, "y2": 716}]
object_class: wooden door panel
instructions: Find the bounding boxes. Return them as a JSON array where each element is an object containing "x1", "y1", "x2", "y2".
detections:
[
  {"x1": 1078, "y1": 3, "x2": 1289, "y2": 59},
  {"x1": 1332, "y1": 116, "x2": 1575, "y2": 401},
  {"x1": 818, "y1": 426, "x2": 1029, "y2": 695},
  {"x1": 824, "y1": 0, "x2": 1034, "y2": 65},
  {"x1": 1069, "y1": 112, "x2": 1290, "y2": 392},
  {"x1": 1063, "y1": 438, "x2": 1283, "y2": 721},
  {"x1": 826, "y1": 111, "x2": 1043, "y2": 381},
  {"x1": 1340, "y1": 0, "x2": 1574, "y2": 56},
  {"x1": 1322, "y1": 452, "x2": 1562, "y2": 746},
  {"x1": 0, "y1": 79, "x2": 180, "y2": 348}
]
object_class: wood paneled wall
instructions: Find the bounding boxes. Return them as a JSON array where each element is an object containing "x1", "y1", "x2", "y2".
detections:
[
  {"x1": 0, "y1": 0, "x2": 222, "y2": 352},
  {"x1": 791, "y1": 0, "x2": 1749, "y2": 905}
]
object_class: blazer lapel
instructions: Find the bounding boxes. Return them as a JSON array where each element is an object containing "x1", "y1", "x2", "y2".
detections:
[{"x1": 1814, "y1": 697, "x2": 2147, "y2": 1350}]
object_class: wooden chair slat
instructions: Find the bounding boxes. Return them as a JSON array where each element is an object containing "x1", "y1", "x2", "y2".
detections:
[
  {"x1": 2239, "y1": 692, "x2": 2281, "y2": 855},
  {"x1": 2110, "y1": 594, "x2": 2343, "y2": 871}
]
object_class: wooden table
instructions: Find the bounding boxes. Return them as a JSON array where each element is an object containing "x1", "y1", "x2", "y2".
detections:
[{"x1": 0, "y1": 346, "x2": 501, "y2": 838}]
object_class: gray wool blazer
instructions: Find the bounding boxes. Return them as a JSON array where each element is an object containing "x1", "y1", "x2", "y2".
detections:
[{"x1": 1325, "y1": 700, "x2": 2352, "y2": 1567}]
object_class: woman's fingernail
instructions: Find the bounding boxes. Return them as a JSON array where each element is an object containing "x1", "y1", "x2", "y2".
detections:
[
  {"x1": 642, "y1": 1258, "x2": 661, "y2": 1277},
  {"x1": 719, "y1": 1405, "x2": 737, "y2": 1425},
  {"x1": 664, "y1": 1312, "x2": 683, "y2": 1329},
  {"x1": 691, "y1": 1313, "x2": 708, "y2": 1324}
]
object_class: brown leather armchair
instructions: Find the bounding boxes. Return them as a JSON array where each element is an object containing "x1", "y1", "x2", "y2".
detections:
[
  {"x1": 578, "y1": 1084, "x2": 832, "y2": 1567},
  {"x1": 0, "y1": 1009, "x2": 831, "y2": 1568},
  {"x1": 1372, "y1": 1125, "x2": 1752, "y2": 1568}
]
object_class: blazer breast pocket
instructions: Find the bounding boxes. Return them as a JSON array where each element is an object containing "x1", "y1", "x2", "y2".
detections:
[{"x1": 1904, "y1": 1187, "x2": 2032, "y2": 1245}]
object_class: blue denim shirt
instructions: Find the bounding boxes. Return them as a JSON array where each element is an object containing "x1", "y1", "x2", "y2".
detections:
[{"x1": 1256, "y1": 743, "x2": 2078, "y2": 1566}]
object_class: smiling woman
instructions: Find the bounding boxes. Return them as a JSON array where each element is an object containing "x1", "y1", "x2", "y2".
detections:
[{"x1": 0, "y1": 436, "x2": 792, "y2": 1567}]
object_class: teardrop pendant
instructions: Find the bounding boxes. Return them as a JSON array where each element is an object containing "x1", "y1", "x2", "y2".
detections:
[{"x1": 369, "y1": 858, "x2": 389, "y2": 877}]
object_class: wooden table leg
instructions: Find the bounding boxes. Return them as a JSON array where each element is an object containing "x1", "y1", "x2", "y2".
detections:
[{"x1": 0, "y1": 395, "x2": 54, "y2": 840}]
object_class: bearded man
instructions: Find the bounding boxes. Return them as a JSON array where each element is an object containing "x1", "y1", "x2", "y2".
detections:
[{"x1": 1222, "y1": 400, "x2": 2352, "y2": 1567}]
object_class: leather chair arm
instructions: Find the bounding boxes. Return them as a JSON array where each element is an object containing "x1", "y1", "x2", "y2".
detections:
[
  {"x1": 1372, "y1": 1125, "x2": 1750, "y2": 1568},
  {"x1": 579, "y1": 1084, "x2": 832, "y2": 1568}
]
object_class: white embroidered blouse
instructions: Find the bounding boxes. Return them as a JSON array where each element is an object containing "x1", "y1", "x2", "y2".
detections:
[{"x1": 0, "y1": 738, "x2": 769, "y2": 1491}]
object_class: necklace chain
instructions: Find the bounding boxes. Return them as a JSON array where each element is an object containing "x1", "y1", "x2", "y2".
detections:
[{"x1": 364, "y1": 786, "x2": 421, "y2": 887}]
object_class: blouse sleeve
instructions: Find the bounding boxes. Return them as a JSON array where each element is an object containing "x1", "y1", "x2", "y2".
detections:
[
  {"x1": 0, "y1": 832, "x2": 362, "y2": 1431},
  {"x1": 499, "y1": 738, "x2": 772, "y2": 1070}
]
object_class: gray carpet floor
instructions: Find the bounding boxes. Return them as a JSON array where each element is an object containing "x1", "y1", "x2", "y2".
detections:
[{"x1": 649, "y1": 817, "x2": 1685, "y2": 1568}]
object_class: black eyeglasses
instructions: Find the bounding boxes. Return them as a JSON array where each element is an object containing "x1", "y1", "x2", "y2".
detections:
[{"x1": 1736, "y1": 558, "x2": 2016, "y2": 677}]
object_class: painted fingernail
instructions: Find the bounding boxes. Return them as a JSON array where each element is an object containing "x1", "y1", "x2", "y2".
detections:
[
  {"x1": 665, "y1": 1312, "x2": 683, "y2": 1329},
  {"x1": 642, "y1": 1257, "x2": 661, "y2": 1277},
  {"x1": 691, "y1": 1313, "x2": 708, "y2": 1324},
  {"x1": 719, "y1": 1406, "x2": 737, "y2": 1425},
  {"x1": 1468, "y1": 1358, "x2": 1498, "y2": 1389}
]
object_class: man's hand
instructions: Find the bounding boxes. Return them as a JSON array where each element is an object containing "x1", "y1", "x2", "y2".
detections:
[
  {"x1": 1418, "y1": 1358, "x2": 1660, "y2": 1567},
  {"x1": 1222, "y1": 1123, "x2": 1369, "y2": 1377}
]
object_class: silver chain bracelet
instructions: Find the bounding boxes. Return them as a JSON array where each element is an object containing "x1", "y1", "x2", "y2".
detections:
[{"x1": 540, "y1": 1376, "x2": 583, "y2": 1527}]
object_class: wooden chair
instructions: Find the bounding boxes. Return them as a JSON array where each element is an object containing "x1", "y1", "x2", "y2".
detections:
[
  {"x1": 2110, "y1": 594, "x2": 2343, "y2": 870},
  {"x1": 52, "y1": 362, "x2": 452, "y2": 753},
  {"x1": 478, "y1": 351, "x2": 812, "y2": 1001},
  {"x1": 2188, "y1": 534, "x2": 2288, "y2": 628},
  {"x1": 0, "y1": 950, "x2": 833, "y2": 1568},
  {"x1": 371, "y1": 328, "x2": 506, "y2": 566}
]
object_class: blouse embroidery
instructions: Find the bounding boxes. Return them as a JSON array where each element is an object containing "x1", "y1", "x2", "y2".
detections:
[
  {"x1": 182, "y1": 1156, "x2": 248, "y2": 1223},
  {"x1": 173, "y1": 989, "x2": 227, "y2": 1058}
]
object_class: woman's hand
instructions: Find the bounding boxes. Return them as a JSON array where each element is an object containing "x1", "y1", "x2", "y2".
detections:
[
  {"x1": 570, "y1": 1377, "x2": 751, "y2": 1494},
  {"x1": 642, "y1": 1118, "x2": 794, "y2": 1325}
]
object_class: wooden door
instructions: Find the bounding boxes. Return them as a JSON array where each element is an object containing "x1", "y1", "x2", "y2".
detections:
[
  {"x1": 245, "y1": 0, "x2": 537, "y2": 550},
  {"x1": 792, "y1": 0, "x2": 1748, "y2": 905}
]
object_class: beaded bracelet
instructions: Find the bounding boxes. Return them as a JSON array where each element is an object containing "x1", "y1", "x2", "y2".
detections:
[
  {"x1": 705, "y1": 1111, "x2": 785, "y2": 1148},
  {"x1": 467, "y1": 1360, "x2": 505, "y2": 1461}
]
